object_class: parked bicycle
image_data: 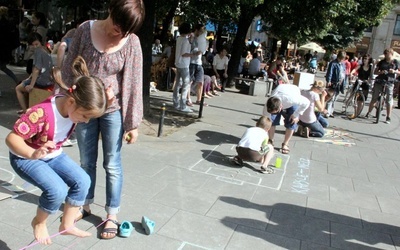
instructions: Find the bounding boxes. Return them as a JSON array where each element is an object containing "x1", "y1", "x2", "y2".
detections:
[{"x1": 342, "y1": 79, "x2": 366, "y2": 119}]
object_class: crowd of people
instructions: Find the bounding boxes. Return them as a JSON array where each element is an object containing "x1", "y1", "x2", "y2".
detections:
[{"x1": 2, "y1": 0, "x2": 400, "y2": 244}]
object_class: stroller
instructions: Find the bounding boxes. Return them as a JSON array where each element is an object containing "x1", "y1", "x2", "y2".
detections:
[{"x1": 307, "y1": 57, "x2": 317, "y2": 74}]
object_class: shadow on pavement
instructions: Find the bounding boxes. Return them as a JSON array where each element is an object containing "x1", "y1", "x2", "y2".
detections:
[
  {"x1": 219, "y1": 196, "x2": 400, "y2": 249},
  {"x1": 196, "y1": 130, "x2": 240, "y2": 145}
]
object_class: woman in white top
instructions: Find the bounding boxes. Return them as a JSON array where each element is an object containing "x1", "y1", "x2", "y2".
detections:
[{"x1": 298, "y1": 81, "x2": 328, "y2": 138}]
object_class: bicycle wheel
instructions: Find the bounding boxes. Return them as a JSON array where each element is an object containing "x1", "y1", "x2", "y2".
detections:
[
  {"x1": 355, "y1": 90, "x2": 365, "y2": 117},
  {"x1": 342, "y1": 87, "x2": 353, "y2": 112},
  {"x1": 375, "y1": 95, "x2": 383, "y2": 123},
  {"x1": 344, "y1": 92, "x2": 357, "y2": 119}
]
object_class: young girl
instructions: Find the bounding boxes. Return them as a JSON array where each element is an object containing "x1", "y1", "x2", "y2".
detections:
[
  {"x1": 298, "y1": 81, "x2": 328, "y2": 138},
  {"x1": 5, "y1": 56, "x2": 108, "y2": 245},
  {"x1": 232, "y1": 116, "x2": 275, "y2": 174},
  {"x1": 16, "y1": 32, "x2": 53, "y2": 114}
]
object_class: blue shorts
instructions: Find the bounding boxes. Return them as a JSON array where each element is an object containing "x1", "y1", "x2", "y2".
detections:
[{"x1": 270, "y1": 105, "x2": 298, "y2": 131}]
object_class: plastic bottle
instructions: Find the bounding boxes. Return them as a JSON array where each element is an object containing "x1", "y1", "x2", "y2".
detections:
[{"x1": 275, "y1": 157, "x2": 282, "y2": 168}]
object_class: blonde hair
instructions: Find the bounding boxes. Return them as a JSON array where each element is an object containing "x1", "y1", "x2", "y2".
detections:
[
  {"x1": 311, "y1": 80, "x2": 325, "y2": 89},
  {"x1": 256, "y1": 116, "x2": 272, "y2": 130}
]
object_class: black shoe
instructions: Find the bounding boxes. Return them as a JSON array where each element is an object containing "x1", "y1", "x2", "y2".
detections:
[{"x1": 385, "y1": 117, "x2": 391, "y2": 124}]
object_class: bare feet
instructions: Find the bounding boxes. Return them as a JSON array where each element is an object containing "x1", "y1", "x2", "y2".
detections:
[
  {"x1": 31, "y1": 217, "x2": 52, "y2": 245},
  {"x1": 59, "y1": 225, "x2": 92, "y2": 238}
]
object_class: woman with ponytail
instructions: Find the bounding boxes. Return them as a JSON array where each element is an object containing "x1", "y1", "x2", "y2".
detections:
[{"x1": 5, "y1": 56, "x2": 109, "y2": 245}]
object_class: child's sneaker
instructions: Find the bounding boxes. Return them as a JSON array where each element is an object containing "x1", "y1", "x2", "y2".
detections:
[
  {"x1": 385, "y1": 117, "x2": 391, "y2": 124},
  {"x1": 301, "y1": 127, "x2": 309, "y2": 138},
  {"x1": 232, "y1": 156, "x2": 243, "y2": 166},
  {"x1": 296, "y1": 125, "x2": 304, "y2": 136},
  {"x1": 180, "y1": 107, "x2": 193, "y2": 113}
]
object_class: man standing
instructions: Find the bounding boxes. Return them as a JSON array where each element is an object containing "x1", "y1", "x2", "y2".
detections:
[
  {"x1": 262, "y1": 84, "x2": 310, "y2": 154},
  {"x1": 365, "y1": 48, "x2": 399, "y2": 124},
  {"x1": 325, "y1": 50, "x2": 346, "y2": 118},
  {"x1": 188, "y1": 24, "x2": 208, "y2": 105}
]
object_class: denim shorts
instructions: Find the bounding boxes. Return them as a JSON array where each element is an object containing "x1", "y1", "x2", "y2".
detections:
[{"x1": 270, "y1": 105, "x2": 298, "y2": 130}]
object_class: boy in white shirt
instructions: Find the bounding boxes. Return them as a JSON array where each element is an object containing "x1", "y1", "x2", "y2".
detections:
[{"x1": 232, "y1": 116, "x2": 275, "y2": 174}]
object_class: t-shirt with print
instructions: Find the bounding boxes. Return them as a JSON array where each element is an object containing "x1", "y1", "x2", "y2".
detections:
[
  {"x1": 299, "y1": 90, "x2": 319, "y2": 124},
  {"x1": 375, "y1": 59, "x2": 399, "y2": 81}
]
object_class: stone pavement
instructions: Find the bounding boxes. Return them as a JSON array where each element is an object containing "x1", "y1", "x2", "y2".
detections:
[{"x1": 1, "y1": 67, "x2": 400, "y2": 249}]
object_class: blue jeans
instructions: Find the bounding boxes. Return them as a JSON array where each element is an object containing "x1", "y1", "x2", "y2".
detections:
[
  {"x1": 75, "y1": 110, "x2": 123, "y2": 215},
  {"x1": 270, "y1": 105, "x2": 299, "y2": 131},
  {"x1": 300, "y1": 120, "x2": 325, "y2": 137},
  {"x1": 316, "y1": 112, "x2": 329, "y2": 128},
  {"x1": 9, "y1": 152, "x2": 90, "y2": 214},
  {"x1": 173, "y1": 67, "x2": 191, "y2": 110}
]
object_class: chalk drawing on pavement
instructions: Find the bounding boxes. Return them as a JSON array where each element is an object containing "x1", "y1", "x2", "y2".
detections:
[{"x1": 291, "y1": 158, "x2": 310, "y2": 194}]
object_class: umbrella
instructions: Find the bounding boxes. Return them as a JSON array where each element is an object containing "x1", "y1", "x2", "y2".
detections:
[
  {"x1": 378, "y1": 51, "x2": 400, "y2": 61},
  {"x1": 298, "y1": 42, "x2": 326, "y2": 53}
]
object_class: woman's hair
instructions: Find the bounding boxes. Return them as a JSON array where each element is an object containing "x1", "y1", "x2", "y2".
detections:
[
  {"x1": 109, "y1": 0, "x2": 145, "y2": 35},
  {"x1": 256, "y1": 116, "x2": 272, "y2": 130},
  {"x1": 52, "y1": 56, "x2": 107, "y2": 115},
  {"x1": 27, "y1": 32, "x2": 43, "y2": 45},
  {"x1": 32, "y1": 11, "x2": 47, "y2": 27},
  {"x1": 337, "y1": 51, "x2": 346, "y2": 60}
]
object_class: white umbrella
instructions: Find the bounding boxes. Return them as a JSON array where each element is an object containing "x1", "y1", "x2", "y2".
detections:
[{"x1": 298, "y1": 42, "x2": 326, "y2": 53}]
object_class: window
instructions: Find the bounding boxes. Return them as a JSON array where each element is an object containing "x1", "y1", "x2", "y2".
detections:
[
  {"x1": 394, "y1": 14, "x2": 400, "y2": 35},
  {"x1": 256, "y1": 20, "x2": 263, "y2": 32}
]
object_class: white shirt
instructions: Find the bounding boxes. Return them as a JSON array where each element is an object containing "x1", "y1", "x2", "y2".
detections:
[
  {"x1": 238, "y1": 127, "x2": 268, "y2": 151},
  {"x1": 213, "y1": 54, "x2": 229, "y2": 70},
  {"x1": 262, "y1": 84, "x2": 310, "y2": 119},
  {"x1": 175, "y1": 36, "x2": 191, "y2": 68},
  {"x1": 190, "y1": 33, "x2": 207, "y2": 65},
  {"x1": 299, "y1": 90, "x2": 319, "y2": 124}
]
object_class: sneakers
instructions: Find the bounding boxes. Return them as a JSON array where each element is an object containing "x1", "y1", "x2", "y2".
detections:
[
  {"x1": 180, "y1": 107, "x2": 193, "y2": 113},
  {"x1": 296, "y1": 125, "x2": 304, "y2": 136},
  {"x1": 385, "y1": 117, "x2": 391, "y2": 124},
  {"x1": 301, "y1": 127, "x2": 310, "y2": 138},
  {"x1": 62, "y1": 139, "x2": 77, "y2": 147},
  {"x1": 365, "y1": 112, "x2": 369, "y2": 118}
]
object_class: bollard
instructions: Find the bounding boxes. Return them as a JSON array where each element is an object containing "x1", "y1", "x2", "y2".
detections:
[
  {"x1": 198, "y1": 94, "x2": 204, "y2": 118},
  {"x1": 157, "y1": 103, "x2": 166, "y2": 137}
]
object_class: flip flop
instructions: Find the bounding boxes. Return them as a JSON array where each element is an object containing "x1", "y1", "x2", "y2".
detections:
[
  {"x1": 119, "y1": 220, "x2": 134, "y2": 238},
  {"x1": 141, "y1": 216, "x2": 155, "y2": 235},
  {"x1": 100, "y1": 219, "x2": 119, "y2": 240}
]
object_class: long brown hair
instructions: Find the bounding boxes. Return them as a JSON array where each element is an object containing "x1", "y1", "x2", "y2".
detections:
[
  {"x1": 52, "y1": 56, "x2": 107, "y2": 115},
  {"x1": 109, "y1": 0, "x2": 145, "y2": 35}
]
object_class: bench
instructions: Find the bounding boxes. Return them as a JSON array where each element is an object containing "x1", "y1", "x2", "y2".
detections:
[
  {"x1": 235, "y1": 77, "x2": 273, "y2": 96},
  {"x1": 29, "y1": 86, "x2": 54, "y2": 107}
]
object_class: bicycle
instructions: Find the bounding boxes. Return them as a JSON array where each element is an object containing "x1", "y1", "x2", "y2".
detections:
[
  {"x1": 343, "y1": 79, "x2": 366, "y2": 119},
  {"x1": 374, "y1": 79, "x2": 391, "y2": 124}
]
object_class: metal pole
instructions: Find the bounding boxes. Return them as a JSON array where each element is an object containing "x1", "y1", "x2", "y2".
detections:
[
  {"x1": 198, "y1": 93, "x2": 204, "y2": 118},
  {"x1": 157, "y1": 103, "x2": 166, "y2": 137}
]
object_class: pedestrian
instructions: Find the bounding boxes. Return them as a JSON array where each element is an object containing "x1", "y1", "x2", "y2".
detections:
[
  {"x1": 325, "y1": 50, "x2": 346, "y2": 118},
  {"x1": 0, "y1": 6, "x2": 19, "y2": 85},
  {"x1": 262, "y1": 84, "x2": 310, "y2": 154},
  {"x1": 5, "y1": 56, "x2": 109, "y2": 245},
  {"x1": 173, "y1": 22, "x2": 200, "y2": 113},
  {"x1": 60, "y1": 0, "x2": 144, "y2": 240},
  {"x1": 212, "y1": 47, "x2": 229, "y2": 92},
  {"x1": 232, "y1": 116, "x2": 275, "y2": 174}
]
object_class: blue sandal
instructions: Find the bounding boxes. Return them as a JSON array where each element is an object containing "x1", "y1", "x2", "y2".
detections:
[
  {"x1": 119, "y1": 220, "x2": 134, "y2": 238},
  {"x1": 141, "y1": 216, "x2": 155, "y2": 235}
]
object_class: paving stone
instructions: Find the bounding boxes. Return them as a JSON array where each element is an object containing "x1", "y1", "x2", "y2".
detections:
[
  {"x1": 158, "y1": 210, "x2": 236, "y2": 249},
  {"x1": 300, "y1": 241, "x2": 338, "y2": 250},
  {"x1": 152, "y1": 166, "x2": 212, "y2": 190},
  {"x1": 331, "y1": 222, "x2": 395, "y2": 250},
  {"x1": 327, "y1": 163, "x2": 369, "y2": 181},
  {"x1": 353, "y1": 178, "x2": 400, "y2": 199},
  {"x1": 251, "y1": 188, "x2": 307, "y2": 214},
  {"x1": 225, "y1": 225, "x2": 301, "y2": 250},
  {"x1": 197, "y1": 177, "x2": 257, "y2": 200},
  {"x1": 309, "y1": 172, "x2": 355, "y2": 192},
  {"x1": 329, "y1": 187, "x2": 381, "y2": 212},
  {"x1": 360, "y1": 208, "x2": 400, "y2": 236},
  {"x1": 306, "y1": 197, "x2": 362, "y2": 228}
]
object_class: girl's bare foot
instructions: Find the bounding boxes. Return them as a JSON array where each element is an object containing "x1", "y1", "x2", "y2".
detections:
[
  {"x1": 59, "y1": 225, "x2": 92, "y2": 238},
  {"x1": 31, "y1": 217, "x2": 52, "y2": 245}
]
